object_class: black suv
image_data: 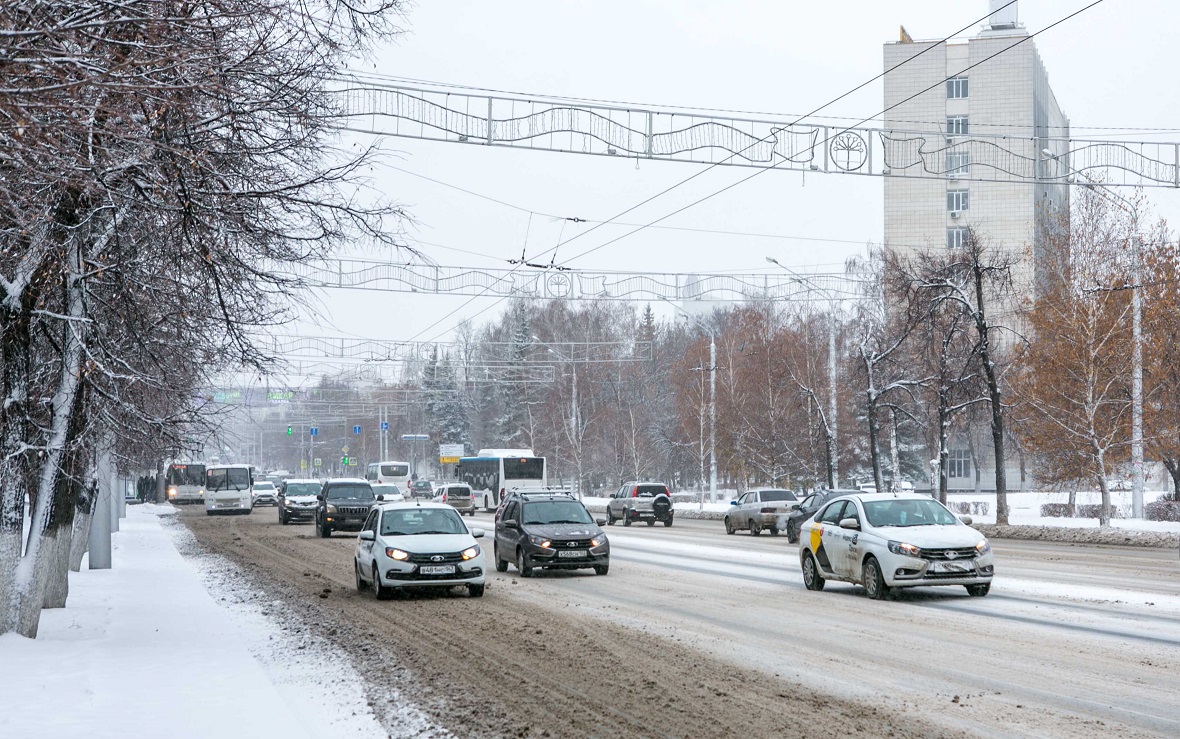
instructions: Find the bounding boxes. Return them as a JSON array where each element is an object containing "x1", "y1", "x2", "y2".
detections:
[
  {"x1": 315, "y1": 478, "x2": 379, "y2": 538},
  {"x1": 494, "y1": 493, "x2": 610, "y2": 577},
  {"x1": 783, "y1": 489, "x2": 861, "y2": 543}
]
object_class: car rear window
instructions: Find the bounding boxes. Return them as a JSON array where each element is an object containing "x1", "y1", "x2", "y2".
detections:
[
  {"x1": 447, "y1": 486, "x2": 472, "y2": 496},
  {"x1": 759, "y1": 490, "x2": 796, "y2": 502},
  {"x1": 636, "y1": 484, "x2": 668, "y2": 497}
]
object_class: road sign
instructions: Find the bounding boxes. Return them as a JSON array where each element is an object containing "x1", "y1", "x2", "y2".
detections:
[
  {"x1": 300, "y1": 460, "x2": 308, "y2": 469},
  {"x1": 349, "y1": 457, "x2": 357, "y2": 466},
  {"x1": 439, "y1": 443, "x2": 464, "y2": 458},
  {"x1": 342, "y1": 445, "x2": 349, "y2": 454},
  {"x1": 401, "y1": 434, "x2": 429, "y2": 441},
  {"x1": 439, "y1": 456, "x2": 460, "y2": 465},
  {"x1": 380, "y1": 421, "x2": 389, "y2": 431},
  {"x1": 353, "y1": 425, "x2": 361, "y2": 434},
  {"x1": 309, "y1": 427, "x2": 318, "y2": 436},
  {"x1": 313, "y1": 458, "x2": 322, "y2": 467}
]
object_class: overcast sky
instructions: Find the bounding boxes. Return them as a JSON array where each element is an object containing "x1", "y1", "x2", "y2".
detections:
[{"x1": 283, "y1": 0, "x2": 1180, "y2": 358}]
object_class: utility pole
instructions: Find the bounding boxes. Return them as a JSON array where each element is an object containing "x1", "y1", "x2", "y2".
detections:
[{"x1": 660, "y1": 298, "x2": 717, "y2": 507}]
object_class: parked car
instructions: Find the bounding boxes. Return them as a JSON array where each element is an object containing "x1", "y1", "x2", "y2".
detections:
[
  {"x1": 782, "y1": 489, "x2": 861, "y2": 543},
  {"x1": 278, "y1": 479, "x2": 322, "y2": 525},
  {"x1": 354, "y1": 502, "x2": 486, "y2": 599},
  {"x1": 606, "y1": 482, "x2": 674, "y2": 527},
  {"x1": 409, "y1": 480, "x2": 435, "y2": 499},
  {"x1": 315, "y1": 478, "x2": 379, "y2": 537},
  {"x1": 251, "y1": 480, "x2": 279, "y2": 507},
  {"x1": 494, "y1": 492, "x2": 609, "y2": 576},
  {"x1": 724, "y1": 488, "x2": 799, "y2": 536},
  {"x1": 798, "y1": 492, "x2": 994, "y2": 599},
  {"x1": 433, "y1": 482, "x2": 476, "y2": 516}
]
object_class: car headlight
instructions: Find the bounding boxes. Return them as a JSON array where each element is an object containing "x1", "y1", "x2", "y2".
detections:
[
  {"x1": 461, "y1": 545, "x2": 480, "y2": 560},
  {"x1": 167, "y1": 486, "x2": 178, "y2": 496},
  {"x1": 529, "y1": 535, "x2": 552, "y2": 548},
  {"x1": 385, "y1": 548, "x2": 410, "y2": 561},
  {"x1": 888, "y1": 540, "x2": 922, "y2": 558},
  {"x1": 326, "y1": 504, "x2": 337, "y2": 513},
  {"x1": 590, "y1": 536, "x2": 605, "y2": 547},
  {"x1": 975, "y1": 539, "x2": 991, "y2": 555}
]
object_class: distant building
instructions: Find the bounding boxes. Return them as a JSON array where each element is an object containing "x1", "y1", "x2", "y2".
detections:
[{"x1": 883, "y1": 0, "x2": 1069, "y2": 307}]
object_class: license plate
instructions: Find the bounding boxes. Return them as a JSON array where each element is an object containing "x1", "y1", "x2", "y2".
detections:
[
  {"x1": 931, "y1": 561, "x2": 972, "y2": 573},
  {"x1": 557, "y1": 550, "x2": 586, "y2": 558},
  {"x1": 419, "y1": 565, "x2": 456, "y2": 575}
]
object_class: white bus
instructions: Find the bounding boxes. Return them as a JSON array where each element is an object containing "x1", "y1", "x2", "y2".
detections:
[
  {"x1": 166, "y1": 461, "x2": 207, "y2": 504},
  {"x1": 457, "y1": 449, "x2": 547, "y2": 512},
  {"x1": 204, "y1": 464, "x2": 254, "y2": 515},
  {"x1": 365, "y1": 460, "x2": 412, "y2": 490}
]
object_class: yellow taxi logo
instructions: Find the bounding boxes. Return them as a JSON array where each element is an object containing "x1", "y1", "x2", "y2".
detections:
[{"x1": 809, "y1": 524, "x2": 823, "y2": 552}]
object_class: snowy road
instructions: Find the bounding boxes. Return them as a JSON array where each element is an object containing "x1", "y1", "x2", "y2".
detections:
[{"x1": 181, "y1": 507, "x2": 1180, "y2": 738}]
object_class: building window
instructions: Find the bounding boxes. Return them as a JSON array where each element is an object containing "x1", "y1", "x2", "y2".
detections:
[
  {"x1": 947, "y1": 227, "x2": 968, "y2": 249},
  {"x1": 948, "y1": 449, "x2": 971, "y2": 478},
  {"x1": 947, "y1": 190, "x2": 969, "y2": 212},
  {"x1": 947, "y1": 77, "x2": 969, "y2": 99},
  {"x1": 946, "y1": 116, "x2": 969, "y2": 136},
  {"x1": 946, "y1": 151, "x2": 969, "y2": 178}
]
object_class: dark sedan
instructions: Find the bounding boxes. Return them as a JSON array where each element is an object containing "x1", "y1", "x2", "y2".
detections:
[{"x1": 782, "y1": 489, "x2": 862, "y2": 543}]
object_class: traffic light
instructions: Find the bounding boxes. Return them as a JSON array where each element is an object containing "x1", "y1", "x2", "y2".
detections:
[{"x1": 287, "y1": 426, "x2": 293, "y2": 436}]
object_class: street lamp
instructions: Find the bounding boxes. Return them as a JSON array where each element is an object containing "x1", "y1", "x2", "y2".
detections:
[
  {"x1": 1042, "y1": 149, "x2": 1145, "y2": 519},
  {"x1": 535, "y1": 337, "x2": 582, "y2": 498},
  {"x1": 659, "y1": 297, "x2": 716, "y2": 508},
  {"x1": 766, "y1": 256, "x2": 840, "y2": 489}
]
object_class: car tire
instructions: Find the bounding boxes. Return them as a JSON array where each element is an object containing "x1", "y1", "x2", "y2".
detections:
[
  {"x1": 494, "y1": 544, "x2": 509, "y2": 573},
  {"x1": 786, "y1": 519, "x2": 798, "y2": 544},
  {"x1": 371, "y1": 565, "x2": 391, "y2": 600},
  {"x1": 279, "y1": 511, "x2": 287, "y2": 525},
  {"x1": 646, "y1": 518, "x2": 655, "y2": 527},
  {"x1": 724, "y1": 517, "x2": 735, "y2": 535},
  {"x1": 802, "y1": 551, "x2": 825, "y2": 591},
  {"x1": 205, "y1": 511, "x2": 213, "y2": 516},
  {"x1": 965, "y1": 583, "x2": 990, "y2": 597},
  {"x1": 468, "y1": 583, "x2": 485, "y2": 598},
  {"x1": 623, "y1": 510, "x2": 632, "y2": 527},
  {"x1": 663, "y1": 518, "x2": 673, "y2": 527},
  {"x1": 606, "y1": 509, "x2": 616, "y2": 526},
  {"x1": 516, "y1": 548, "x2": 533, "y2": 578},
  {"x1": 355, "y1": 561, "x2": 365, "y2": 592},
  {"x1": 749, "y1": 520, "x2": 761, "y2": 536},
  {"x1": 769, "y1": 526, "x2": 780, "y2": 536},
  {"x1": 594, "y1": 563, "x2": 609, "y2": 575},
  {"x1": 319, "y1": 520, "x2": 331, "y2": 538},
  {"x1": 863, "y1": 556, "x2": 889, "y2": 600}
]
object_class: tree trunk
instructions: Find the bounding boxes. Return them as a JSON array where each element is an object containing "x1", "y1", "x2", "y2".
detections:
[
  {"x1": 68, "y1": 506, "x2": 92, "y2": 572},
  {"x1": 967, "y1": 432, "x2": 982, "y2": 495},
  {"x1": 1163, "y1": 457, "x2": 1180, "y2": 501},
  {"x1": 938, "y1": 405, "x2": 950, "y2": 505},
  {"x1": 867, "y1": 391, "x2": 884, "y2": 494},
  {"x1": 973, "y1": 260, "x2": 1008, "y2": 523},
  {"x1": 888, "y1": 409, "x2": 901, "y2": 493}
]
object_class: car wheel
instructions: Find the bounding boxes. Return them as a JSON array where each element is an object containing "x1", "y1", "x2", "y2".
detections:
[
  {"x1": 749, "y1": 520, "x2": 761, "y2": 536},
  {"x1": 863, "y1": 556, "x2": 889, "y2": 600},
  {"x1": 965, "y1": 583, "x2": 990, "y2": 597},
  {"x1": 606, "y1": 509, "x2": 616, "y2": 526},
  {"x1": 663, "y1": 518, "x2": 673, "y2": 528},
  {"x1": 594, "y1": 563, "x2": 609, "y2": 575},
  {"x1": 354, "y1": 561, "x2": 365, "y2": 592},
  {"x1": 724, "y1": 517, "x2": 735, "y2": 535},
  {"x1": 494, "y1": 544, "x2": 509, "y2": 573},
  {"x1": 468, "y1": 583, "x2": 485, "y2": 597},
  {"x1": 769, "y1": 526, "x2": 780, "y2": 536},
  {"x1": 646, "y1": 518, "x2": 655, "y2": 527},
  {"x1": 623, "y1": 510, "x2": 632, "y2": 527},
  {"x1": 372, "y1": 565, "x2": 391, "y2": 600},
  {"x1": 320, "y1": 523, "x2": 332, "y2": 538},
  {"x1": 279, "y1": 511, "x2": 287, "y2": 525},
  {"x1": 205, "y1": 510, "x2": 213, "y2": 516},
  {"x1": 786, "y1": 519, "x2": 798, "y2": 544},
  {"x1": 516, "y1": 548, "x2": 533, "y2": 578},
  {"x1": 802, "y1": 551, "x2": 825, "y2": 591}
]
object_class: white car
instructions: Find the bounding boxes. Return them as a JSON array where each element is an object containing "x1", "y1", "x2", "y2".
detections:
[
  {"x1": 370, "y1": 482, "x2": 405, "y2": 503},
  {"x1": 799, "y1": 493, "x2": 994, "y2": 599},
  {"x1": 354, "y1": 502, "x2": 486, "y2": 599},
  {"x1": 724, "y1": 488, "x2": 799, "y2": 535},
  {"x1": 251, "y1": 480, "x2": 279, "y2": 507}
]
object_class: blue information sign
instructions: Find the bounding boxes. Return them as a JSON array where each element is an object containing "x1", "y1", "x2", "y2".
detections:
[
  {"x1": 309, "y1": 427, "x2": 318, "y2": 436},
  {"x1": 353, "y1": 425, "x2": 361, "y2": 434}
]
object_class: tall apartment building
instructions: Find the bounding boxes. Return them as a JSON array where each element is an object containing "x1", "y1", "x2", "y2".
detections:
[{"x1": 883, "y1": 0, "x2": 1069, "y2": 304}]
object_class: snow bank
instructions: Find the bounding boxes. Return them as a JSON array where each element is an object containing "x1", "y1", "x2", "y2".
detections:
[{"x1": 0, "y1": 505, "x2": 392, "y2": 739}]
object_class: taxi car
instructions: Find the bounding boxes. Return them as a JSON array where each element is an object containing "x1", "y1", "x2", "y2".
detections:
[{"x1": 798, "y1": 493, "x2": 994, "y2": 599}]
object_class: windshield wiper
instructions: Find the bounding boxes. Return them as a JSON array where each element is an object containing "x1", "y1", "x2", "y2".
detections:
[
  {"x1": 546, "y1": 520, "x2": 585, "y2": 524},
  {"x1": 416, "y1": 530, "x2": 454, "y2": 535}
]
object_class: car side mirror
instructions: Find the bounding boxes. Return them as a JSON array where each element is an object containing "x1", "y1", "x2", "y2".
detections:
[
  {"x1": 316, "y1": 494, "x2": 324, "y2": 501},
  {"x1": 788, "y1": 503, "x2": 800, "y2": 511},
  {"x1": 838, "y1": 517, "x2": 860, "y2": 530},
  {"x1": 470, "y1": 528, "x2": 485, "y2": 538},
  {"x1": 376, "y1": 494, "x2": 384, "y2": 502},
  {"x1": 503, "y1": 519, "x2": 519, "y2": 529},
  {"x1": 595, "y1": 518, "x2": 607, "y2": 527},
  {"x1": 357, "y1": 530, "x2": 374, "y2": 541},
  {"x1": 730, "y1": 500, "x2": 738, "y2": 506},
  {"x1": 958, "y1": 514, "x2": 974, "y2": 526}
]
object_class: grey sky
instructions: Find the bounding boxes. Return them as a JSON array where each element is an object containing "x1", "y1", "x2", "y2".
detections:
[{"x1": 286, "y1": 0, "x2": 1180, "y2": 352}]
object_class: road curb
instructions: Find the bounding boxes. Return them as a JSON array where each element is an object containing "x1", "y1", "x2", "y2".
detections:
[{"x1": 973, "y1": 523, "x2": 1179, "y2": 549}]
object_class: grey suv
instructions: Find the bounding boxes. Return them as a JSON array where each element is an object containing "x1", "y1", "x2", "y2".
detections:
[
  {"x1": 606, "y1": 482, "x2": 674, "y2": 527},
  {"x1": 433, "y1": 482, "x2": 476, "y2": 516},
  {"x1": 315, "y1": 478, "x2": 379, "y2": 538}
]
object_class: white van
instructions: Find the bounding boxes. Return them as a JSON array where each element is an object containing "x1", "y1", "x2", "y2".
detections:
[
  {"x1": 365, "y1": 460, "x2": 411, "y2": 491},
  {"x1": 205, "y1": 464, "x2": 254, "y2": 515}
]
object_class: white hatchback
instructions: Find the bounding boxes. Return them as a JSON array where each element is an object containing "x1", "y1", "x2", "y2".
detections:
[
  {"x1": 799, "y1": 493, "x2": 994, "y2": 599},
  {"x1": 354, "y1": 502, "x2": 486, "y2": 599}
]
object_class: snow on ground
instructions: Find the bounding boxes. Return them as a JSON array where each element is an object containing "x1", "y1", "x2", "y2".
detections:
[{"x1": 0, "y1": 504, "x2": 433, "y2": 739}]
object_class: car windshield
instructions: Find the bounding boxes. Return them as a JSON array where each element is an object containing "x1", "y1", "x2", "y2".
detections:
[
  {"x1": 327, "y1": 484, "x2": 374, "y2": 501},
  {"x1": 863, "y1": 499, "x2": 959, "y2": 527},
  {"x1": 381, "y1": 508, "x2": 467, "y2": 536},
  {"x1": 284, "y1": 483, "x2": 320, "y2": 496},
  {"x1": 521, "y1": 500, "x2": 593, "y2": 525},
  {"x1": 759, "y1": 490, "x2": 796, "y2": 502},
  {"x1": 253, "y1": 482, "x2": 275, "y2": 491}
]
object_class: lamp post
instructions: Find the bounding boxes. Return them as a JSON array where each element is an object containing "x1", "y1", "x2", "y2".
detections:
[
  {"x1": 537, "y1": 339, "x2": 582, "y2": 498},
  {"x1": 660, "y1": 298, "x2": 716, "y2": 508},
  {"x1": 1042, "y1": 149, "x2": 1144, "y2": 518},
  {"x1": 766, "y1": 256, "x2": 840, "y2": 489}
]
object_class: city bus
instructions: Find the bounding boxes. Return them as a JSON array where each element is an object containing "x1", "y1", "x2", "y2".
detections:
[
  {"x1": 457, "y1": 449, "x2": 547, "y2": 512},
  {"x1": 204, "y1": 464, "x2": 254, "y2": 515},
  {"x1": 166, "y1": 461, "x2": 207, "y2": 504}
]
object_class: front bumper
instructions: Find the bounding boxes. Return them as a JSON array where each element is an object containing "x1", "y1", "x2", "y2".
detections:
[
  {"x1": 253, "y1": 495, "x2": 277, "y2": 506},
  {"x1": 882, "y1": 551, "x2": 995, "y2": 587},
  {"x1": 526, "y1": 545, "x2": 609, "y2": 569},
  {"x1": 380, "y1": 560, "x2": 485, "y2": 587},
  {"x1": 282, "y1": 505, "x2": 317, "y2": 519},
  {"x1": 323, "y1": 515, "x2": 366, "y2": 531}
]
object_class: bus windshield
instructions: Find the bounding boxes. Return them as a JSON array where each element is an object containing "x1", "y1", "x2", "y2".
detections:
[
  {"x1": 169, "y1": 464, "x2": 206, "y2": 487},
  {"x1": 503, "y1": 458, "x2": 544, "y2": 480},
  {"x1": 207, "y1": 467, "x2": 250, "y2": 492}
]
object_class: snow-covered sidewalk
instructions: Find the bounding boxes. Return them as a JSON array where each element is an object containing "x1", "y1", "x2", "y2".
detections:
[{"x1": 0, "y1": 505, "x2": 387, "y2": 739}]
